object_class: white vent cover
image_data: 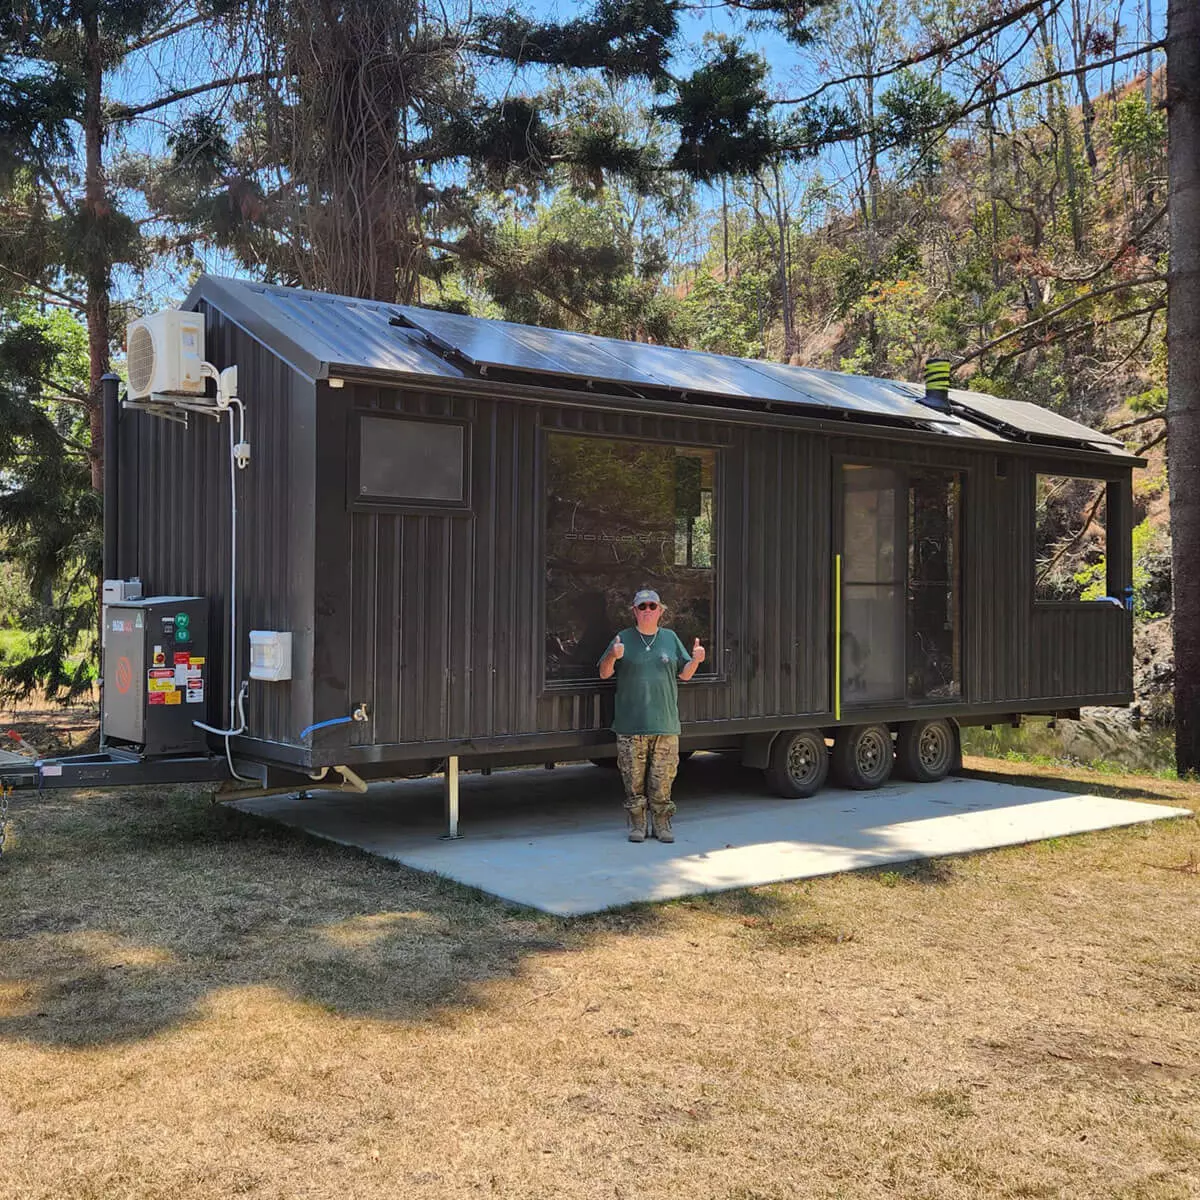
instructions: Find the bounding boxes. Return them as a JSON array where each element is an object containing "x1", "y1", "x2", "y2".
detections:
[{"x1": 125, "y1": 310, "x2": 207, "y2": 400}]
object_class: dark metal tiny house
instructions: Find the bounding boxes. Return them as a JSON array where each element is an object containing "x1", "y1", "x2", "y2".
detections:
[{"x1": 111, "y1": 276, "x2": 1141, "y2": 795}]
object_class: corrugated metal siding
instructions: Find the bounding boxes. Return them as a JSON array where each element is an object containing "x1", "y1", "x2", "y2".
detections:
[
  {"x1": 117, "y1": 302, "x2": 315, "y2": 745},
  {"x1": 332, "y1": 388, "x2": 831, "y2": 749},
  {"x1": 319, "y1": 385, "x2": 1135, "y2": 755},
  {"x1": 1029, "y1": 607, "x2": 1131, "y2": 698}
]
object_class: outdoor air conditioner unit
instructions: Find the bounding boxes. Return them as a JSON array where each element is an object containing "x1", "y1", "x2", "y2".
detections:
[{"x1": 126, "y1": 310, "x2": 207, "y2": 400}]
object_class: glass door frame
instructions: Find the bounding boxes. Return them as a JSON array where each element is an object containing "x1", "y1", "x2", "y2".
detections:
[{"x1": 832, "y1": 454, "x2": 968, "y2": 714}]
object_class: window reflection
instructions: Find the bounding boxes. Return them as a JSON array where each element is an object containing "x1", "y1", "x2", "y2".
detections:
[
  {"x1": 841, "y1": 465, "x2": 905, "y2": 703},
  {"x1": 841, "y1": 463, "x2": 963, "y2": 705},
  {"x1": 1034, "y1": 475, "x2": 1108, "y2": 602},
  {"x1": 907, "y1": 470, "x2": 962, "y2": 700},
  {"x1": 545, "y1": 434, "x2": 716, "y2": 683}
]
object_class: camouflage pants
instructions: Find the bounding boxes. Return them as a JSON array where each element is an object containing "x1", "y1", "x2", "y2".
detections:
[{"x1": 616, "y1": 734, "x2": 679, "y2": 817}]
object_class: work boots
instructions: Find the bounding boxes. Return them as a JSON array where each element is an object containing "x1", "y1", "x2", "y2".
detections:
[
  {"x1": 627, "y1": 804, "x2": 648, "y2": 843},
  {"x1": 652, "y1": 809, "x2": 674, "y2": 843}
]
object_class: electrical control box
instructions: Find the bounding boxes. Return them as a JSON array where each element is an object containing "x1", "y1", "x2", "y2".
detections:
[
  {"x1": 102, "y1": 597, "x2": 209, "y2": 756},
  {"x1": 249, "y1": 630, "x2": 292, "y2": 681}
]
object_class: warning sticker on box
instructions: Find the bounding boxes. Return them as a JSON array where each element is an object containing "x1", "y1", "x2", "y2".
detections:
[
  {"x1": 174, "y1": 652, "x2": 190, "y2": 665},
  {"x1": 186, "y1": 680, "x2": 204, "y2": 703},
  {"x1": 148, "y1": 692, "x2": 166, "y2": 705},
  {"x1": 164, "y1": 691, "x2": 182, "y2": 705}
]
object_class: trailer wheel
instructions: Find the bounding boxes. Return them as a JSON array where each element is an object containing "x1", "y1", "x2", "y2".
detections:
[
  {"x1": 590, "y1": 757, "x2": 620, "y2": 769},
  {"x1": 894, "y1": 719, "x2": 956, "y2": 782},
  {"x1": 831, "y1": 723, "x2": 894, "y2": 790},
  {"x1": 765, "y1": 730, "x2": 829, "y2": 798}
]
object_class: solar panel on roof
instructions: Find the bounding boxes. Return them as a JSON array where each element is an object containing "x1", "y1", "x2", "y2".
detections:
[
  {"x1": 395, "y1": 305, "x2": 961, "y2": 428},
  {"x1": 947, "y1": 389, "x2": 1121, "y2": 447},
  {"x1": 739, "y1": 359, "x2": 960, "y2": 423}
]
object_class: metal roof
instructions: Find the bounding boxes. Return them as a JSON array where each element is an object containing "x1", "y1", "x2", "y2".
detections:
[
  {"x1": 185, "y1": 275, "x2": 1132, "y2": 456},
  {"x1": 184, "y1": 275, "x2": 466, "y2": 382}
]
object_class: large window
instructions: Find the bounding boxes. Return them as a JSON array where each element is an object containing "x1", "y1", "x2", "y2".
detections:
[
  {"x1": 1034, "y1": 475, "x2": 1108, "y2": 602},
  {"x1": 544, "y1": 433, "x2": 716, "y2": 684}
]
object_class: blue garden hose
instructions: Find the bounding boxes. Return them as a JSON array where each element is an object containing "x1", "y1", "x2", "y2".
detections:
[{"x1": 299, "y1": 715, "x2": 355, "y2": 740}]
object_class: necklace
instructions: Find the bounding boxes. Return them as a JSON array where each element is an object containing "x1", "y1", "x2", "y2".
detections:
[{"x1": 638, "y1": 629, "x2": 659, "y2": 652}]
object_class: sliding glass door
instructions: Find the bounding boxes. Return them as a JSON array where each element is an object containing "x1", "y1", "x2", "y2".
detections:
[{"x1": 839, "y1": 463, "x2": 963, "y2": 708}]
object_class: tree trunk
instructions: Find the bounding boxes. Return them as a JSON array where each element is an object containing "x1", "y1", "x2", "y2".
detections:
[
  {"x1": 770, "y1": 161, "x2": 797, "y2": 361},
  {"x1": 1070, "y1": 0, "x2": 1099, "y2": 170},
  {"x1": 82, "y1": 5, "x2": 110, "y2": 494},
  {"x1": 1167, "y1": 0, "x2": 1200, "y2": 773}
]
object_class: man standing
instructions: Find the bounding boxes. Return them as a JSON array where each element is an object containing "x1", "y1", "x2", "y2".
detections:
[{"x1": 598, "y1": 589, "x2": 705, "y2": 843}]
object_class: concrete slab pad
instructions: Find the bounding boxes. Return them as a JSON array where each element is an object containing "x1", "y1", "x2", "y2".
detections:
[{"x1": 234, "y1": 758, "x2": 1190, "y2": 916}]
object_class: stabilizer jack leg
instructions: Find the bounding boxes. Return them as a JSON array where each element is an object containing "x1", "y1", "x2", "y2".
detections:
[{"x1": 441, "y1": 755, "x2": 462, "y2": 840}]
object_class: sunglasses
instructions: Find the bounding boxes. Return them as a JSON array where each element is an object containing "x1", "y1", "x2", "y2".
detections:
[{"x1": 636, "y1": 602, "x2": 659, "y2": 611}]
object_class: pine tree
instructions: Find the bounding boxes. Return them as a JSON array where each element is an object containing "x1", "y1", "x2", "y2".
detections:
[{"x1": 0, "y1": 0, "x2": 254, "y2": 696}]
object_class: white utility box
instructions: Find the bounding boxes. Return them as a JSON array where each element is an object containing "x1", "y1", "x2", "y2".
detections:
[
  {"x1": 126, "y1": 310, "x2": 207, "y2": 400},
  {"x1": 102, "y1": 578, "x2": 143, "y2": 604},
  {"x1": 249, "y1": 630, "x2": 293, "y2": 681}
]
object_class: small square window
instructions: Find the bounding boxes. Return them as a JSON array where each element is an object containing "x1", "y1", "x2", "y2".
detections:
[{"x1": 358, "y1": 416, "x2": 466, "y2": 504}]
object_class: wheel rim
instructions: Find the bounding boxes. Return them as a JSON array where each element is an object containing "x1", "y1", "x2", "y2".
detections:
[
  {"x1": 918, "y1": 723, "x2": 952, "y2": 774},
  {"x1": 855, "y1": 728, "x2": 891, "y2": 780},
  {"x1": 786, "y1": 735, "x2": 822, "y2": 785}
]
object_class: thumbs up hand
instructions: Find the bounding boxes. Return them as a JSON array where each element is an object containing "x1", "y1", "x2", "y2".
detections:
[
  {"x1": 611, "y1": 636, "x2": 625, "y2": 660},
  {"x1": 692, "y1": 637, "x2": 706, "y2": 664}
]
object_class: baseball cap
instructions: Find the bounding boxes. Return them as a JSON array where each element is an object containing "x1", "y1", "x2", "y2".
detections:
[{"x1": 632, "y1": 589, "x2": 661, "y2": 606}]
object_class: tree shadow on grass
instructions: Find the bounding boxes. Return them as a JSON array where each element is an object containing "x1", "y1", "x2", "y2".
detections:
[{"x1": 0, "y1": 786, "x2": 665, "y2": 1048}]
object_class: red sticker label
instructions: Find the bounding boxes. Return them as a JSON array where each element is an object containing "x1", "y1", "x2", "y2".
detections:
[
  {"x1": 148, "y1": 693, "x2": 166, "y2": 705},
  {"x1": 148, "y1": 668, "x2": 173, "y2": 679},
  {"x1": 174, "y1": 652, "x2": 190, "y2": 665}
]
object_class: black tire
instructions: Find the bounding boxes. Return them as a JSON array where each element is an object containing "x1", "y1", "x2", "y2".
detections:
[
  {"x1": 765, "y1": 729, "x2": 830, "y2": 798},
  {"x1": 894, "y1": 719, "x2": 956, "y2": 782},
  {"x1": 830, "y1": 724, "x2": 894, "y2": 790}
]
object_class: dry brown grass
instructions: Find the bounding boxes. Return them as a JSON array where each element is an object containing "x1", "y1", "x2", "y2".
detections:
[{"x1": 1, "y1": 760, "x2": 1198, "y2": 1200}]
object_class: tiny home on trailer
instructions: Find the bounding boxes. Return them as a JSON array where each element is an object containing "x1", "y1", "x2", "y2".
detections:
[{"x1": 94, "y1": 275, "x2": 1141, "y2": 803}]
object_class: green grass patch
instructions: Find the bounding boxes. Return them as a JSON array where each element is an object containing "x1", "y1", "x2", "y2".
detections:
[{"x1": 0, "y1": 628, "x2": 31, "y2": 660}]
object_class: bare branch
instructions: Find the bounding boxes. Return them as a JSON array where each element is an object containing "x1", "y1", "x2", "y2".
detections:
[
  {"x1": 782, "y1": 42, "x2": 1168, "y2": 158},
  {"x1": 0, "y1": 264, "x2": 86, "y2": 313},
  {"x1": 956, "y1": 277, "x2": 1167, "y2": 368},
  {"x1": 109, "y1": 72, "x2": 281, "y2": 122},
  {"x1": 778, "y1": 0, "x2": 1060, "y2": 107},
  {"x1": 1051, "y1": 204, "x2": 1168, "y2": 283},
  {"x1": 1106, "y1": 412, "x2": 1166, "y2": 434},
  {"x1": 1135, "y1": 429, "x2": 1167, "y2": 456}
]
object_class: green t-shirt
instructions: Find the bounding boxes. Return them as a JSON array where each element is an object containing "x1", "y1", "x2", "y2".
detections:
[{"x1": 603, "y1": 627, "x2": 693, "y2": 736}]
